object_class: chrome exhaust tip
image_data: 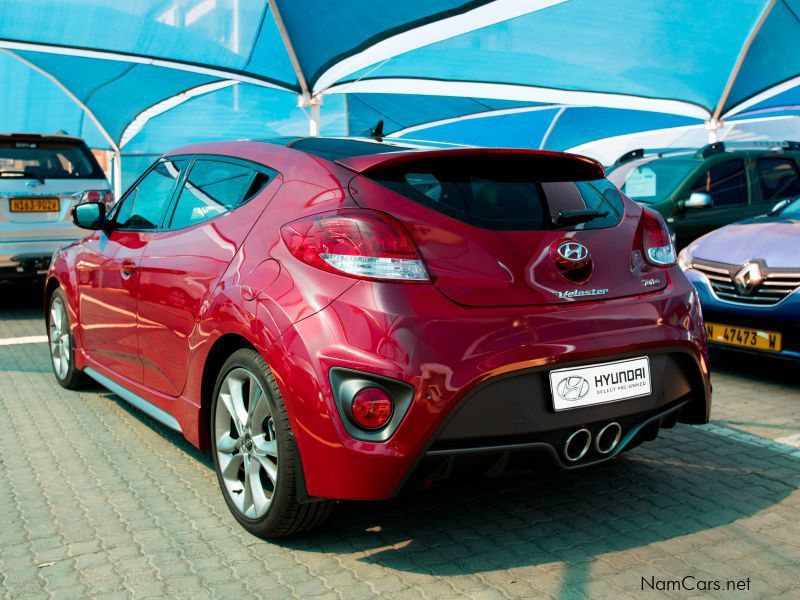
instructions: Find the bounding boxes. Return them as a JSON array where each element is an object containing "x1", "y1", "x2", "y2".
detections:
[
  {"x1": 564, "y1": 428, "x2": 592, "y2": 462},
  {"x1": 595, "y1": 422, "x2": 622, "y2": 455}
]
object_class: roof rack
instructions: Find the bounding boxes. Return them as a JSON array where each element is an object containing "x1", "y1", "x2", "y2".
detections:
[
  {"x1": 694, "y1": 140, "x2": 800, "y2": 158},
  {"x1": 613, "y1": 147, "x2": 696, "y2": 165}
]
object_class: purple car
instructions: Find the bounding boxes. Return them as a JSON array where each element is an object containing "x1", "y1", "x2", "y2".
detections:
[{"x1": 678, "y1": 197, "x2": 800, "y2": 360}]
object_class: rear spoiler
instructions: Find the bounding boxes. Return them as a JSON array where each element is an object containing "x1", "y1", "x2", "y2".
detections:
[{"x1": 336, "y1": 148, "x2": 605, "y2": 180}]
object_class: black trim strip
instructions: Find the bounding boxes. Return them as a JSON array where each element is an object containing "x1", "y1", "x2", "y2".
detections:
[{"x1": 425, "y1": 399, "x2": 687, "y2": 465}]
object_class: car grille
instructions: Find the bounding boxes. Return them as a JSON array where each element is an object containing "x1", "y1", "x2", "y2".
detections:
[{"x1": 693, "y1": 260, "x2": 800, "y2": 306}]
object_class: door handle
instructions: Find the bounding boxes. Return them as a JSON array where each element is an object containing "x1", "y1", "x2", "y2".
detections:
[{"x1": 120, "y1": 260, "x2": 136, "y2": 280}]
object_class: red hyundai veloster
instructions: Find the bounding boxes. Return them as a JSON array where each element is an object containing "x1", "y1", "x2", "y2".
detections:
[{"x1": 46, "y1": 137, "x2": 711, "y2": 537}]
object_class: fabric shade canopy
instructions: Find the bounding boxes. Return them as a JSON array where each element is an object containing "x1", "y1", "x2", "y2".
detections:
[{"x1": 2, "y1": 0, "x2": 800, "y2": 189}]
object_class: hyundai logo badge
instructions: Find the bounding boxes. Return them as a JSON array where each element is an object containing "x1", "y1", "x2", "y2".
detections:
[
  {"x1": 557, "y1": 241, "x2": 589, "y2": 262},
  {"x1": 555, "y1": 376, "x2": 590, "y2": 401}
]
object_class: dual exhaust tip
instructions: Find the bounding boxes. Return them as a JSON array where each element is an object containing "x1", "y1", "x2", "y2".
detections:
[{"x1": 564, "y1": 422, "x2": 622, "y2": 462}]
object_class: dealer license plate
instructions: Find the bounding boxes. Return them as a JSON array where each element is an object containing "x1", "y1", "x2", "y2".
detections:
[
  {"x1": 704, "y1": 322, "x2": 782, "y2": 352},
  {"x1": 9, "y1": 197, "x2": 60, "y2": 213},
  {"x1": 549, "y1": 357, "x2": 651, "y2": 411}
]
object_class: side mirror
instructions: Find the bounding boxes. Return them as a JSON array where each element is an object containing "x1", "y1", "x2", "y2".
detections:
[
  {"x1": 769, "y1": 198, "x2": 791, "y2": 215},
  {"x1": 71, "y1": 202, "x2": 106, "y2": 230},
  {"x1": 682, "y1": 192, "x2": 713, "y2": 210}
]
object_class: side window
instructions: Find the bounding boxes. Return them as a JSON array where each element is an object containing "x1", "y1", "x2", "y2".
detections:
[
  {"x1": 756, "y1": 158, "x2": 800, "y2": 202},
  {"x1": 114, "y1": 158, "x2": 187, "y2": 229},
  {"x1": 168, "y1": 160, "x2": 270, "y2": 229},
  {"x1": 689, "y1": 160, "x2": 748, "y2": 207}
]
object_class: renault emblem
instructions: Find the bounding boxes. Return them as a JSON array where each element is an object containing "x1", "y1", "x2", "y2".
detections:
[{"x1": 733, "y1": 262, "x2": 763, "y2": 295}]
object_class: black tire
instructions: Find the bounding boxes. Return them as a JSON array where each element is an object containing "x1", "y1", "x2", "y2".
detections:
[
  {"x1": 47, "y1": 287, "x2": 87, "y2": 390},
  {"x1": 210, "y1": 348, "x2": 334, "y2": 538}
]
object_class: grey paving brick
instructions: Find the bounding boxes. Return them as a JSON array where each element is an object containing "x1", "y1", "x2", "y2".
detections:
[{"x1": 1, "y1": 299, "x2": 799, "y2": 600}]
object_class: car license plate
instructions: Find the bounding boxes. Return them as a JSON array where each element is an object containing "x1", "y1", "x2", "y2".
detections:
[
  {"x1": 704, "y1": 322, "x2": 782, "y2": 352},
  {"x1": 9, "y1": 197, "x2": 60, "y2": 213},
  {"x1": 549, "y1": 357, "x2": 651, "y2": 411}
]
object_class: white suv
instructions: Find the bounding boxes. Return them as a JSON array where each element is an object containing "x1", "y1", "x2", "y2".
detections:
[{"x1": 0, "y1": 133, "x2": 113, "y2": 279}]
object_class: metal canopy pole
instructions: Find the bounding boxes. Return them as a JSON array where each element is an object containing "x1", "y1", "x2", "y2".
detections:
[
  {"x1": 0, "y1": 48, "x2": 122, "y2": 194},
  {"x1": 268, "y1": 0, "x2": 323, "y2": 135},
  {"x1": 708, "y1": 0, "x2": 777, "y2": 143},
  {"x1": 539, "y1": 106, "x2": 567, "y2": 149}
]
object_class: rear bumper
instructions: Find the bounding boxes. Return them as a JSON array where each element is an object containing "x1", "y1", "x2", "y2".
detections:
[
  {"x1": 415, "y1": 397, "x2": 689, "y2": 482},
  {"x1": 273, "y1": 270, "x2": 710, "y2": 501},
  {"x1": 0, "y1": 239, "x2": 78, "y2": 274}
]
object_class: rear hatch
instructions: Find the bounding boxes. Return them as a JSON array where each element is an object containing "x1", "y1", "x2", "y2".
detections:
[
  {"x1": 0, "y1": 136, "x2": 109, "y2": 240},
  {"x1": 341, "y1": 149, "x2": 668, "y2": 307}
]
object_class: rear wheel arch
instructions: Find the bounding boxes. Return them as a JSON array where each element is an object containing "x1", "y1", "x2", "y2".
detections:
[
  {"x1": 199, "y1": 333, "x2": 257, "y2": 449},
  {"x1": 44, "y1": 277, "x2": 61, "y2": 314}
]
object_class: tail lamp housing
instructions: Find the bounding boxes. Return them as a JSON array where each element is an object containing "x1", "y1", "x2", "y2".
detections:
[
  {"x1": 641, "y1": 207, "x2": 677, "y2": 266},
  {"x1": 281, "y1": 210, "x2": 429, "y2": 282},
  {"x1": 329, "y1": 368, "x2": 415, "y2": 442},
  {"x1": 76, "y1": 189, "x2": 115, "y2": 211}
]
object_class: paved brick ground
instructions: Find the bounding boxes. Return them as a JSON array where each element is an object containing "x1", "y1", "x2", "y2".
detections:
[{"x1": 1, "y1": 283, "x2": 799, "y2": 599}]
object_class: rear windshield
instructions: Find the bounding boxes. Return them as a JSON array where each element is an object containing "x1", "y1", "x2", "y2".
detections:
[
  {"x1": 369, "y1": 156, "x2": 624, "y2": 231},
  {"x1": 607, "y1": 158, "x2": 697, "y2": 203},
  {"x1": 0, "y1": 139, "x2": 105, "y2": 180}
]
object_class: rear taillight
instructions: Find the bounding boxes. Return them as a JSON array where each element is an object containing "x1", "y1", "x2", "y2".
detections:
[
  {"x1": 641, "y1": 207, "x2": 677, "y2": 266},
  {"x1": 280, "y1": 210, "x2": 429, "y2": 282},
  {"x1": 77, "y1": 189, "x2": 115, "y2": 211}
]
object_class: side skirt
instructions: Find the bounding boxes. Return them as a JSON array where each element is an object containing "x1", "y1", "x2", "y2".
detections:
[{"x1": 84, "y1": 367, "x2": 183, "y2": 432}]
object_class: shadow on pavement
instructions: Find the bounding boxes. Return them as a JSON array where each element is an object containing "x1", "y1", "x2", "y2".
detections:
[
  {"x1": 285, "y1": 426, "x2": 798, "y2": 577},
  {"x1": 98, "y1": 373, "x2": 799, "y2": 580},
  {"x1": 710, "y1": 349, "x2": 800, "y2": 390},
  {"x1": 0, "y1": 280, "x2": 45, "y2": 319}
]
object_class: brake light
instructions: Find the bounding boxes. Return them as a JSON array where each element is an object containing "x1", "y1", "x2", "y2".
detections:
[
  {"x1": 77, "y1": 189, "x2": 115, "y2": 211},
  {"x1": 350, "y1": 387, "x2": 394, "y2": 430},
  {"x1": 641, "y1": 207, "x2": 676, "y2": 266},
  {"x1": 281, "y1": 210, "x2": 429, "y2": 282}
]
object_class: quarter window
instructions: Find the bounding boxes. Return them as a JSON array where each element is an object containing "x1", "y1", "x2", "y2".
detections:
[
  {"x1": 689, "y1": 160, "x2": 747, "y2": 207},
  {"x1": 168, "y1": 160, "x2": 270, "y2": 229},
  {"x1": 114, "y1": 158, "x2": 187, "y2": 230},
  {"x1": 756, "y1": 158, "x2": 800, "y2": 202}
]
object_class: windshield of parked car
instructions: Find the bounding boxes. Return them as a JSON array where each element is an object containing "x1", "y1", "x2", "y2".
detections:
[
  {"x1": 607, "y1": 158, "x2": 697, "y2": 203},
  {"x1": 779, "y1": 197, "x2": 800, "y2": 218},
  {"x1": 0, "y1": 140, "x2": 105, "y2": 180}
]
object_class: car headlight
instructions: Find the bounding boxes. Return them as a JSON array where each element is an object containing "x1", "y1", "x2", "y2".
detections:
[{"x1": 677, "y1": 248, "x2": 693, "y2": 271}]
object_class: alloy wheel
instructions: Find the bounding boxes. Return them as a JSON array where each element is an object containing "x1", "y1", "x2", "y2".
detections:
[
  {"x1": 49, "y1": 297, "x2": 70, "y2": 380},
  {"x1": 214, "y1": 367, "x2": 279, "y2": 519}
]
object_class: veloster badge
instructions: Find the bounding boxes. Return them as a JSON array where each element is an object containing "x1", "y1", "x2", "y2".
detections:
[{"x1": 555, "y1": 288, "x2": 609, "y2": 299}]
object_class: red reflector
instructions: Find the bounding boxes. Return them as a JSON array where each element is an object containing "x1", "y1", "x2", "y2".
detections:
[{"x1": 350, "y1": 387, "x2": 393, "y2": 430}]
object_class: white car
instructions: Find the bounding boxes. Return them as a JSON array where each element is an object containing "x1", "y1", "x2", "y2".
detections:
[{"x1": 0, "y1": 133, "x2": 113, "y2": 280}]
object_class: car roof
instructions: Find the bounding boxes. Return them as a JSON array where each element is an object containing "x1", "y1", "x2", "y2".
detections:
[
  {"x1": 0, "y1": 132, "x2": 88, "y2": 144},
  {"x1": 611, "y1": 141, "x2": 800, "y2": 168},
  {"x1": 168, "y1": 137, "x2": 604, "y2": 180},
  {"x1": 252, "y1": 136, "x2": 479, "y2": 160}
]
